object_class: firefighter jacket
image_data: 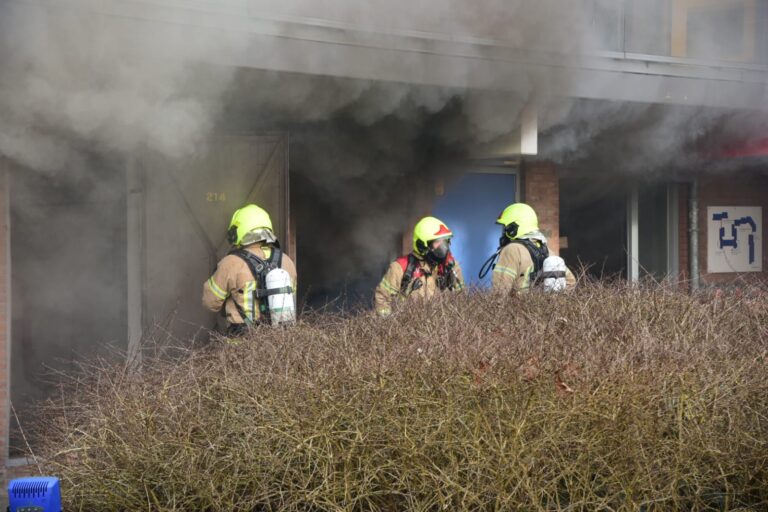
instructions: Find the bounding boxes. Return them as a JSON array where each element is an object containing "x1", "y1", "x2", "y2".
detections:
[
  {"x1": 202, "y1": 243, "x2": 297, "y2": 326},
  {"x1": 374, "y1": 253, "x2": 465, "y2": 316},
  {"x1": 492, "y1": 235, "x2": 576, "y2": 294}
]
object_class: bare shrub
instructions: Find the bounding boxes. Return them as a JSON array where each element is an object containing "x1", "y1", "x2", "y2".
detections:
[{"x1": 35, "y1": 282, "x2": 768, "y2": 511}]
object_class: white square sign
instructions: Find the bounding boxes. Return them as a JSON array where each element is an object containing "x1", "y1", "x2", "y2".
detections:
[{"x1": 707, "y1": 206, "x2": 763, "y2": 273}]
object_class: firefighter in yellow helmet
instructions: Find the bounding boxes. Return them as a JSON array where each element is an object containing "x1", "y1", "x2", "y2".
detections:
[
  {"x1": 202, "y1": 204, "x2": 297, "y2": 335},
  {"x1": 374, "y1": 216, "x2": 465, "y2": 316},
  {"x1": 486, "y1": 203, "x2": 575, "y2": 293}
]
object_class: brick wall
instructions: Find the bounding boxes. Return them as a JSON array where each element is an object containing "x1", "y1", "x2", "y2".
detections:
[
  {"x1": 523, "y1": 161, "x2": 560, "y2": 254},
  {"x1": 678, "y1": 172, "x2": 768, "y2": 287},
  {"x1": 0, "y1": 162, "x2": 9, "y2": 482}
]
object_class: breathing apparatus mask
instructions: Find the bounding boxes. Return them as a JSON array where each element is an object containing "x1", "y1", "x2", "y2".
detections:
[
  {"x1": 478, "y1": 222, "x2": 519, "y2": 280},
  {"x1": 425, "y1": 238, "x2": 451, "y2": 265},
  {"x1": 500, "y1": 222, "x2": 519, "y2": 246}
]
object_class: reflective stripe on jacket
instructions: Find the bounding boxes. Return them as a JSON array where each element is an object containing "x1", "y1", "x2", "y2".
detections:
[
  {"x1": 202, "y1": 244, "x2": 297, "y2": 325},
  {"x1": 492, "y1": 242, "x2": 576, "y2": 293}
]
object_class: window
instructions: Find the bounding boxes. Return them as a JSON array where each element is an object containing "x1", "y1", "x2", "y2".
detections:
[
  {"x1": 688, "y1": 3, "x2": 746, "y2": 59},
  {"x1": 590, "y1": 0, "x2": 625, "y2": 51},
  {"x1": 756, "y1": 1, "x2": 768, "y2": 63},
  {"x1": 626, "y1": 0, "x2": 672, "y2": 56},
  {"x1": 672, "y1": 0, "x2": 756, "y2": 62}
]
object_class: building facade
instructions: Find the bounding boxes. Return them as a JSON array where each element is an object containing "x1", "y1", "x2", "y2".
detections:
[{"x1": 0, "y1": 0, "x2": 767, "y2": 480}]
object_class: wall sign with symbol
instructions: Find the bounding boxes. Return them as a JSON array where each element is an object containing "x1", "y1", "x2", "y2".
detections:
[{"x1": 707, "y1": 206, "x2": 762, "y2": 273}]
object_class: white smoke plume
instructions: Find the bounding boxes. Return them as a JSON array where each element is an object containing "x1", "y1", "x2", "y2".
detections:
[
  {"x1": 2, "y1": 0, "x2": 766, "y2": 176},
  {"x1": 0, "y1": 1, "x2": 240, "y2": 172},
  {"x1": 2, "y1": 0, "x2": 767, "y2": 443}
]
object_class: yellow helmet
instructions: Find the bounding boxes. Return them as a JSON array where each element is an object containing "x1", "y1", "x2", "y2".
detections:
[
  {"x1": 497, "y1": 203, "x2": 538, "y2": 240},
  {"x1": 413, "y1": 216, "x2": 453, "y2": 258},
  {"x1": 227, "y1": 204, "x2": 276, "y2": 247}
]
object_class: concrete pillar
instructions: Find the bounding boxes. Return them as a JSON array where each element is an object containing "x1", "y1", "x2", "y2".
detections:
[
  {"x1": 627, "y1": 185, "x2": 640, "y2": 282},
  {"x1": 0, "y1": 161, "x2": 10, "y2": 480},
  {"x1": 126, "y1": 162, "x2": 145, "y2": 367}
]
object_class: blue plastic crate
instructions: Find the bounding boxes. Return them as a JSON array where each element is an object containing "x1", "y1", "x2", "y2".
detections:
[{"x1": 7, "y1": 477, "x2": 61, "y2": 512}]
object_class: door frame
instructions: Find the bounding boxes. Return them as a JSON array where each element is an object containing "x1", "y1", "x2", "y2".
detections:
[{"x1": 626, "y1": 182, "x2": 680, "y2": 282}]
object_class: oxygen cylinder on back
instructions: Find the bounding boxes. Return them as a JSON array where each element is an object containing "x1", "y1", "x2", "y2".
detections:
[
  {"x1": 542, "y1": 256, "x2": 567, "y2": 292},
  {"x1": 265, "y1": 268, "x2": 296, "y2": 325}
]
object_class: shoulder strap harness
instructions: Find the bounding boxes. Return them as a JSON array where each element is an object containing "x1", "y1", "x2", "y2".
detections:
[
  {"x1": 398, "y1": 253, "x2": 458, "y2": 294},
  {"x1": 511, "y1": 239, "x2": 549, "y2": 286},
  {"x1": 398, "y1": 254, "x2": 422, "y2": 294},
  {"x1": 228, "y1": 246, "x2": 291, "y2": 325}
]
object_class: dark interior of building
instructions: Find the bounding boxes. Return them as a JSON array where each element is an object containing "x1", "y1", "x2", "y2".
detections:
[{"x1": 559, "y1": 176, "x2": 628, "y2": 280}]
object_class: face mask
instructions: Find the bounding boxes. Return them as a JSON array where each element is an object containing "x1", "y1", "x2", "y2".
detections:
[
  {"x1": 498, "y1": 226, "x2": 510, "y2": 248},
  {"x1": 427, "y1": 239, "x2": 450, "y2": 262},
  {"x1": 499, "y1": 222, "x2": 518, "y2": 247}
]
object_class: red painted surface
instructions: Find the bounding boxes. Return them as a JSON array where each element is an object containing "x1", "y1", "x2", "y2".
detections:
[{"x1": 714, "y1": 137, "x2": 768, "y2": 159}]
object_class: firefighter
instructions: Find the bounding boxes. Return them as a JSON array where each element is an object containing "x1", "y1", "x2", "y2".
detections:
[
  {"x1": 489, "y1": 202, "x2": 576, "y2": 293},
  {"x1": 202, "y1": 204, "x2": 297, "y2": 335},
  {"x1": 375, "y1": 216, "x2": 465, "y2": 316}
]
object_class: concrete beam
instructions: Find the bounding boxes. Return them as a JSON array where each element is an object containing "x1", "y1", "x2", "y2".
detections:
[{"x1": 9, "y1": 0, "x2": 768, "y2": 109}]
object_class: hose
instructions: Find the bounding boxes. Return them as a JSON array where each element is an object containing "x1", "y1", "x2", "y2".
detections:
[{"x1": 478, "y1": 249, "x2": 501, "y2": 280}]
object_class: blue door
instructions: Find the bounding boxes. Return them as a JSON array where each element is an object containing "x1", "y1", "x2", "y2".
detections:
[{"x1": 433, "y1": 172, "x2": 517, "y2": 288}]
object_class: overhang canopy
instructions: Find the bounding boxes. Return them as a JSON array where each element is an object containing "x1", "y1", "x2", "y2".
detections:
[{"x1": 12, "y1": 0, "x2": 768, "y2": 110}]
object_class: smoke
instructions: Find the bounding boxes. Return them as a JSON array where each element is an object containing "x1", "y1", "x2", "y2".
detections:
[
  {"x1": 285, "y1": 90, "x2": 469, "y2": 304},
  {"x1": 2, "y1": 0, "x2": 768, "y2": 443},
  {"x1": 0, "y1": 0, "x2": 251, "y2": 449},
  {"x1": 0, "y1": 1, "x2": 240, "y2": 173},
  {"x1": 253, "y1": 0, "x2": 597, "y2": 51},
  {"x1": 1, "y1": 0, "x2": 765, "y2": 297},
  {"x1": 0, "y1": 0, "x2": 607, "y2": 176},
  {"x1": 534, "y1": 0, "x2": 768, "y2": 176},
  {"x1": 3, "y1": 1, "x2": 766, "y2": 176},
  {"x1": 540, "y1": 99, "x2": 768, "y2": 179}
]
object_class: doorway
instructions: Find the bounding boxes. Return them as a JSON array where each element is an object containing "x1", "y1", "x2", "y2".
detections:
[
  {"x1": 630, "y1": 182, "x2": 679, "y2": 281},
  {"x1": 560, "y1": 176, "x2": 628, "y2": 279},
  {"x1": 433, "y1": 169, "x2": 518, "y2": 287}
]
